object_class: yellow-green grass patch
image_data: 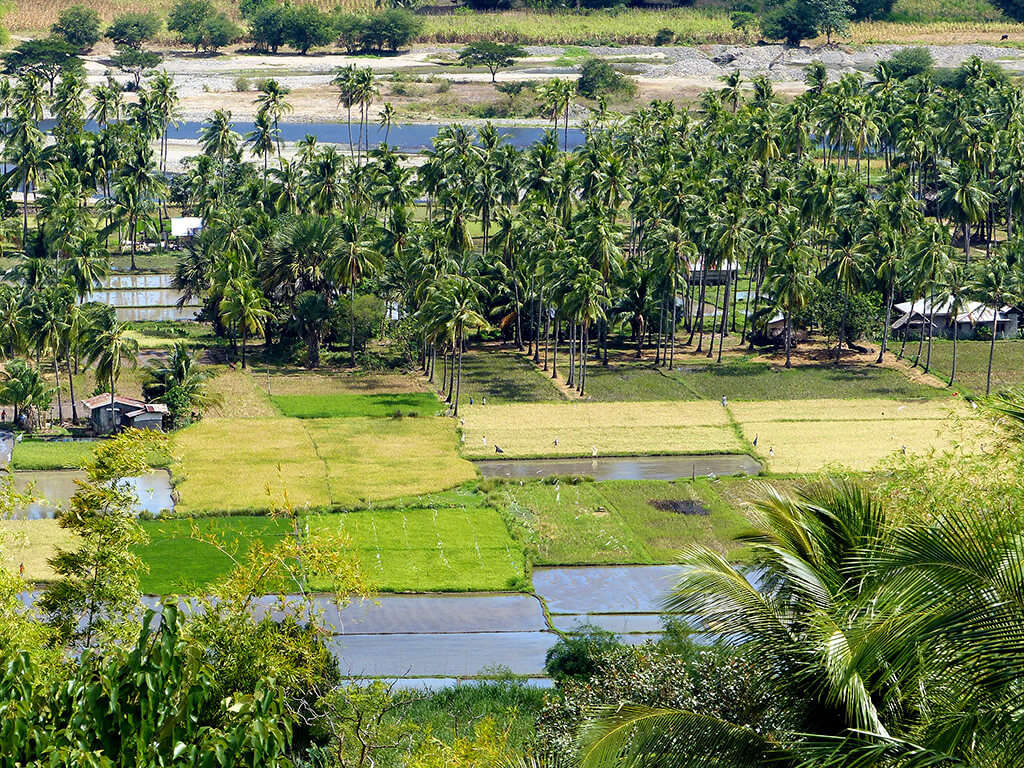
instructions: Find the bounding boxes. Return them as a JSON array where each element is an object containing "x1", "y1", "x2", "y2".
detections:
[
  {"x1": 272, "y1": 392, "x2": 441, "y2": 419},
  {"x1": 727, "y1": 397, "x2": 961, "y2": 424},
  {"x1": 172, "y1": 415, "x2": 477, "y2": 514},
  {"x1": 318, "y1": 506, "x2": 525, "y2": 592},
  {"x1": 492, "y1": 478, "x2": 752, "y2": 565},
  {"x1": 738, "y1": 416, "x2": 989, "y2": 473},
  {"x1": 303, "y1": 417, "x2": 477, "y2": 507},
  {"x1": 172, "y1": 417, "x2": 328, "y2": 513},
  {"x1": 459, "y1": 401, "x2": 741, "y2": 459},
  {"x1": 203, "y1": 368, "x2": 280, "y2": 419},
  {"x1": 1, "y1": 519, "x2": 76, "y2": 583}
]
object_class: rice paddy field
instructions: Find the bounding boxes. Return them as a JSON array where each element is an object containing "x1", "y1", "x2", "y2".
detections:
[
  {"x1": 582, "y1": 359, "x2": 944, "y2": 402},
  {"x1": 458, "y1": 400, "x2": 744, "y2": 459},
  {"x1": 171, "y1": 414, "x2": 477, "y2": 513},
  {"x1": 731, "y1": 398, "x2": 989, "y2": 473},
  {"x1": 449, "y1": 349, "x2": 565, "y2": 404},
  {"x1": 911, "y1": 339, "x2": 1024, "y2": 394},
  {"x1": 492, "y1": 478, "x2": 752, "y2": 565},
  {"x1": 272, "y1": 392, "x2": 441, "y2": 419},
  {"x1": 4, "y1": 501, "x2": 526, "y2": 593}
]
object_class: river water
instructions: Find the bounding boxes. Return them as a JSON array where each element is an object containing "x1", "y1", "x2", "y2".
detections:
[{"x1": 42, "y1": 119, "x2": 586, "y2": 153}]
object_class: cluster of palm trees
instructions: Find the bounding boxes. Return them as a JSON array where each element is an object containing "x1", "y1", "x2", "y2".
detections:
[
  {"x1": 4, "y1": 51, "x2": 1024, "y2": 425},
  {"x1": 167, "y1": 54, "x2": 1024, "y2": 410}
]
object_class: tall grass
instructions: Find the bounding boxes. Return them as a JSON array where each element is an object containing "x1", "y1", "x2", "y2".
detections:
[
  {"x1": 419, "y1": 9, "x2": 745, "y2": 46},
  {"x1": 887, "y1": 0, "x2": 1004, "y2": 23}
]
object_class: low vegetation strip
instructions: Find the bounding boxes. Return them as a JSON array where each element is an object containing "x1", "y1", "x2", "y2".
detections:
[
  {"x1": 132, "y1": 506, "x2": 524, "y2": 594},
  {"x1": 491, "y1": 478, "x2": 752, "y2": 566},
  {"x1": 302, "y1": 417, "x2": 477, "y2": 507},
  {"x1": 271, "y1": 392, "x2": 441, "y2": 419},
  {"x1": 9, "y1": 440, "x2": 104, "y2": 470},
  {"x1": 171, "y1": 415, "x2": 476, "y2": 514},
  {"x1": 459, "y1": 401, "x2": 742, "y2": 459},
  {"x1": 9, "y1": 440, "x2": 171, "y2": 471},
  {"x1": 582, "y1": 360, "x2": 945, "y2": 402}
]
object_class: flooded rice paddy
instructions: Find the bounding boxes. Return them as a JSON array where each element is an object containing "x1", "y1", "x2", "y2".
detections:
[
  {"x1": 85, "y1": 273, "x2": 200, "y2": 323},
  {"x1": 475, "y1": 454, "x2": 761, "y2": 481},
  {"x1": 9, "y1": 470, "x2": 174, "y2": 518}
]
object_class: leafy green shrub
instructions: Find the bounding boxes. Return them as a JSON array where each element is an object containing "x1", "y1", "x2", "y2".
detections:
[
  {"x1": 105, "y1": 11, "x2": 161, "y2": 49},
  {"x1": 327, "y1": 294, "x2": 385, "y2": 353},
  {"x1": 51, "y1": 5, "x2": 101, "y2": 51},
  {"x1": 281, "y1": 3, "x2": 335, "y2": 54},
  {"x1": 576, "y1": 58, "x2": 635, "y2": 99},
  {"x1": 543, "y1": 623, "x2": 621, "y2": 681},
  {"x1": 654, "y1": 27, "x2": 675, "y2": 45},
  {"x1": 235, "y1": 75, "x2": 252, "y2": 91},
  {"x1": 760, "y1": 0, "x2": 818, "y2": 44},
  {"x1": 536, "y1": 643, "x2": 804, "y2": 764},
  {"x1": 879, "y1": 46, "x2": 934, "y2": 80},
  {"x1": 250, "y1": 3, "x2": 287, "y2": 53}
]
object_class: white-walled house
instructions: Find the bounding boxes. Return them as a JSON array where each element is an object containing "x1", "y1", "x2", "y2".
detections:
[{"x1": 891, "y1": 298, "x2": 1019, "y2": 339}]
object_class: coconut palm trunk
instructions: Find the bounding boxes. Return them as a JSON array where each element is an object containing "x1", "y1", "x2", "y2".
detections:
[
  {"x1": 717, "y1": 270, "x2": 730, "y2": 364},
  {"x1": 551, "y1": 316, "x2": 558, "y2": 378},
  {"x1": 950, "y1": 318, "x2": 959, "y2": 387},
  {"x1": 454, "y1": 328, "x2": 465, "y2": 416},
  {"x1": 986, "y1": 311, "x2": 998, "y2": 395},
  {"x1": 784, "y1": 310, "x2": 793, "y2": 368}
]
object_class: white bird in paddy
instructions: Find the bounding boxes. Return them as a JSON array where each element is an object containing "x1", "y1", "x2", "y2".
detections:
[{"x1": 592, "y1": 446, "x2": 598, "y2": 458}]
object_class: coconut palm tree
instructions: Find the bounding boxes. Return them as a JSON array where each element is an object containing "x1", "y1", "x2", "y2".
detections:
[
  {"x1": 935, "y1": 260, "x2": 969, "y2": 387},
  {"x1": 939, "y1": 162, "x2": 991, "y2": 265},
  {"x1": 83, "y1": 318, "x2": 139, "y2": 430},
  {"x1": 331, "y1": 207, "x2": 381, "y2": 367},
  {"x1": 580, "y1": 477, "x2": 1024, "y2": 768},
  {"x1": 767, "y1": 212, "x2": 817, "y2": 368},
  {"x1": 0, "y1": 359, "x2": 51, "y2": 428},
  {"x1": 255, "y1": 78, "x2": 292, "y2": 163},
  {"x1": 970, "y1": 248, "x2": 1023, "y2": 395},
  {"x1": 219, "y1": 276, "x2": 271, "y2": 369}
]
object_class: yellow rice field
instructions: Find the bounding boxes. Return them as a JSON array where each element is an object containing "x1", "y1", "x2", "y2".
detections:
[
  {"x1": 172, "y1": 414, "x2": 476, "y2": 513},
  {"x1": 731, "y1": 398, "x2": 991, "y2": 473},
  {"x1": 459, "y1": 400, "x2": 742, "y2": 459}
]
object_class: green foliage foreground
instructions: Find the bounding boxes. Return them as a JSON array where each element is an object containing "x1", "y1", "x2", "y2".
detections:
[{"x1": 0, "y1": 604, "x2": 294, "y2": 768}]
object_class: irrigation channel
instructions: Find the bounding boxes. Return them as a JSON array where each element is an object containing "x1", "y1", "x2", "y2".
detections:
[{"x1": 474, "y1": 454, "x2": 762, "y2": 481}]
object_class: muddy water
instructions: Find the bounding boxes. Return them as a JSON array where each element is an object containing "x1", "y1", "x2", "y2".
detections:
[
  {"x1": 18, "y1": 565, "x2": 747, "y2": 680},
  {"x1": 9, "y1": 470, "x2": 174, "y2": 519},
  {"x1": 84, "y1": 273, "x2": 201, "y2": 322},
  {"x1": 475, "y1": 454, "x2": 761, "y2": 481}
]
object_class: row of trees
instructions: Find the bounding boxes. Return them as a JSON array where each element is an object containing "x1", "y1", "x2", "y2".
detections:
[
  {"x1": 2, "y1": 50, "x2": 1023, "y2": 427},
  {"x1": 42, "y1": 1, "x2": 423, "y2": 58}
]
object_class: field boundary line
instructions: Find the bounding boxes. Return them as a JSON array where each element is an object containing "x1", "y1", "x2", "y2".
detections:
[{"x1": 297, "y1": 420, "x2": 334, "y2": 506}]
